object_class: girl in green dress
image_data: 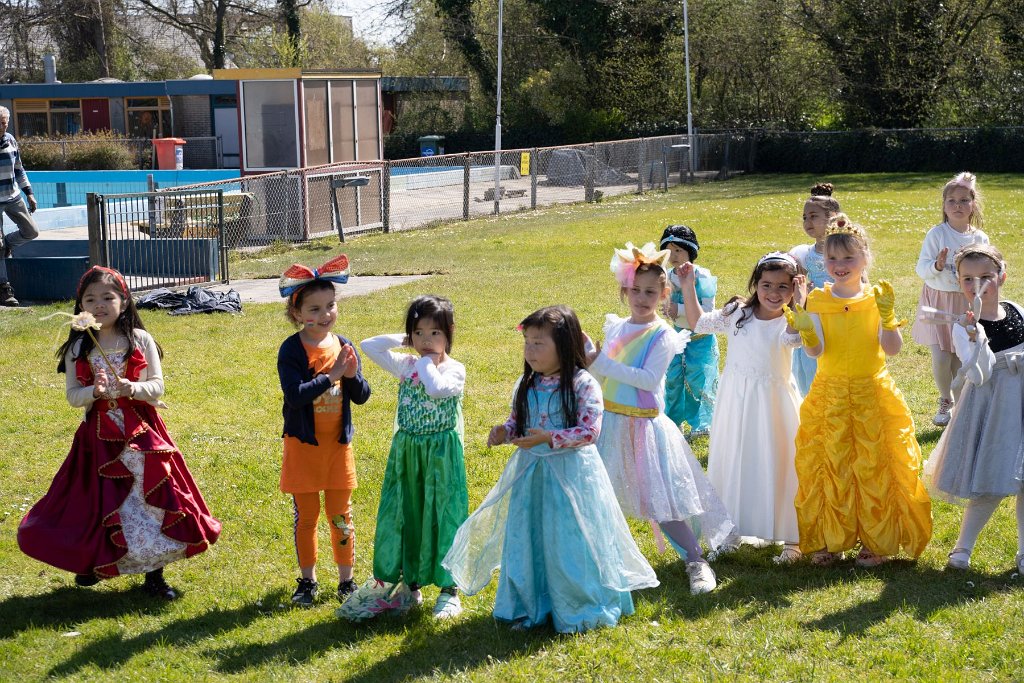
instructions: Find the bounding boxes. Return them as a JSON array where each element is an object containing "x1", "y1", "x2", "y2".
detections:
[{"x1": 339, "y1": 295, "x2": 468, "y2": 621}]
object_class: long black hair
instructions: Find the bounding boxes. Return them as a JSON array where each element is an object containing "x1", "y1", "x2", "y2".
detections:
[
  {"x1": 512, "y1": 305, "x2": 587, "y2": 437},
  {"x1": 56, "y1": 266, "x2": 160, "y2": 373},
  {"x1": 723, "y1": 255, "x2": 800, "y2": 331}
]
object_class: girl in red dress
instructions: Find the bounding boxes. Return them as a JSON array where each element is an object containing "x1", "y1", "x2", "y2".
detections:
[{"x1": 18, "y1": 266, "x2": 220, "y2": 599}]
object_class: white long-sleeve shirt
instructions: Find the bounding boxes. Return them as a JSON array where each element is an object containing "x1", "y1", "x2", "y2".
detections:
[
  {"x1": 915, "y1": 222, "x2": 989, "y2": 292},
  {"x1": 360, "y1": 333, "x2": 465, "y2": 398}
]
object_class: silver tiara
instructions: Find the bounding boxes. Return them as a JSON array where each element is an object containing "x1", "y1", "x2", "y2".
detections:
[{"x1": 757, "y1": 251, "x2": 798, "y2": 268}]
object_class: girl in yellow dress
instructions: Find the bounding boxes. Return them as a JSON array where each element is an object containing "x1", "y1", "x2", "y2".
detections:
[{"x1": 785, "y1": 214, "x2": 932, "y2": 567}]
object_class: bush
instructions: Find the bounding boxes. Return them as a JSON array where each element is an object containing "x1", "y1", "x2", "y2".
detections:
[
  {"x1": 18, "y1": 132, "x2": 143, "y2": 171},
  {"x1": 752, "y1": 127, "x2": 1024, "y2": 173}
]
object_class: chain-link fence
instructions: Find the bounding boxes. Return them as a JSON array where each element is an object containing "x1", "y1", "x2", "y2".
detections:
[{"x1": 160, "y1": 132, "x2": 751, "y2": 248}]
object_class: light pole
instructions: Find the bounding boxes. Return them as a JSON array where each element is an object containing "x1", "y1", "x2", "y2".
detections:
[
  {"x1": 493, "y1": 0, "x2": 504, "y2": 215},
  {"x1": 683, "y1": 0, "x2": 694, "y2": 181}
]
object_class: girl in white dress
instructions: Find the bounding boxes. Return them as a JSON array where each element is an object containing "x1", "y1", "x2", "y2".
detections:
[{"x1": 678, "y1": 253, "x2": 805, "y2": 563}]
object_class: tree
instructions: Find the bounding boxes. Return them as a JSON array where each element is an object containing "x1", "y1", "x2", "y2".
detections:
[{"x1": 792, "y1": 0, "x2": 1001, "y2": 127}]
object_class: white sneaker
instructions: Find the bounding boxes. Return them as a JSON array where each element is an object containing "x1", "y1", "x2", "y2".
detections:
[
  {"x1": 706, "y1": 531, "x2": 742, "y2": 561},
  {"x1": 946, "y1": 548, "x2": 971, "y2": 570},
  {"x1": 1015, "y1": 552, "x2": 1024, "y2": 575},
  {"x1": 933, "y1": 397, "x2": 954, "y2": 427},
  {"x1": 685, "y1": 560, "x2": 717, "y2": 595},
  {"x1": 433, "y1": 591, "x2": 463, "y2": 619}
]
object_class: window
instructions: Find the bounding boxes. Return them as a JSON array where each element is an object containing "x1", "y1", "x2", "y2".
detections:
[
  {"x1": 355, "y1": 81, "x2": 380, "y2": 161},
  {"x1": 304, "y1": 80, "x2": 329, "y2": 167},
  {"x1": 241, "y1": 80, "x2": 298, "y2": 169},
  {"x1": 125, "y1": 97, "x2": 171, "y2": 137},
  {"x1": 16, "y1": 113, "x2": 48, "y2": 137},
  {"x1": 48, "y1": 99, "x2": 82, "y2": 135},
  {"x1": 331, "y1": 81, "x2": 355, "y2": 163}
]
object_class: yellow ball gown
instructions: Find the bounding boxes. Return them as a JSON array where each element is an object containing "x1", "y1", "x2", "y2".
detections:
[{"x1": 795, "y1": 284, "x2": 932, "y2": 557}]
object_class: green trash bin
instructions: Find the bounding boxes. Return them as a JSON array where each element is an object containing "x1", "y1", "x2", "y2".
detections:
[{"x1": 417, "y1": 135, "x2": 445, "y2": 157}]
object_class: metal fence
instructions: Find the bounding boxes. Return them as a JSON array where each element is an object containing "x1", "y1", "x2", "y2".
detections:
[
  {"x1": 161, "y1": 132, "x2": 752, "y2": 247},
  {"x1": 86, "y1": 190, "x2": 230, "y2": 292}
]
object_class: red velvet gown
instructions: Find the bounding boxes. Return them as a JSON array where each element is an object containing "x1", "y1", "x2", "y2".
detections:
[{"x1": 17, "y1": 345, "x2": 221, "y2": 579}]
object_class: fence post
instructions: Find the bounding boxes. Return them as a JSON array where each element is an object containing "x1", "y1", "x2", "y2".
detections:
[
  {"x1": 463, "y1": 153, "x2": 471, "y2": 220},
  {"x1": 382, "y1": 161, "x2": 391, "y2": 233},
  {"x1": 86, "y1": 193, "x2": 107, "y2": 267},
  {"x1": 637, "y1": 138, "x2": 645, "y2": 193},
  {"x1": 530, "y1": 148, "x2": 537, "y2": 210},
  {"x1": 585, "y1": 143, "x2": 596, "y2": 203}
]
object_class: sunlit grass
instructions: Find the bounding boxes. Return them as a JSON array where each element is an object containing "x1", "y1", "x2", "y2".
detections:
[{"x1": 3, "y1": 173, "x2": 1024, "y2": 681}]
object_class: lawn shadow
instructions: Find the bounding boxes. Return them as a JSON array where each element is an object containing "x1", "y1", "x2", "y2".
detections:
[
  {"x1": 916, "y1": 426, "x2": 945, "y2": 450},
  {"x1": 45, "y1": 590, "x2": 280, "y2": 677},
  {"x1": 799, "y1": 564, "x2": 1018, "y2": 638},
  {"x1": 210, "y1": 606, "x2": 555, "y2": 679},
  {"x1": 0, "y1": 582, "x2": 171, "y2": 640}
]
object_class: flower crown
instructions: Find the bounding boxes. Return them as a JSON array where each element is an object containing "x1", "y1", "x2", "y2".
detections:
[
  {"x1": 610, "y1": 242, "x2": 671, "y2": 287},
  {"x1": 825, "y1": 214, "x2": 865, "y2": 239}
]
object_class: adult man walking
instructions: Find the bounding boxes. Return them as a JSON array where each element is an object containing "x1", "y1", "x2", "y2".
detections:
[{"x1": 0, "y1": 105, "x2": 39, "y2": 306}]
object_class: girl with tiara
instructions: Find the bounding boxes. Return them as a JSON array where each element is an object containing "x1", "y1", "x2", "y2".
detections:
[
  {"x1": 910, "y1": 172, "x2": 989, "y2": 427},
  {"x1": 678, "y1": 252, "x2": 805, "y2": 564},
  {"x1": 786, "y1": 214, "x2": 932, "y2": 567},
  {"x1": 589, "y1": 243, "x2": 734, "y2": 595},
  {"x1": 789, "y1": 183, "x2": 840, "y2": 396},
  {"x1": 660, "y1": 224, "x2": 719, "y2": 438},
  {"x1": 443, "y1": 306, "x2": 657, "y2": 633},
  {"x1": 924, "y1": 245, "x2": 1024, "y2": 575}
]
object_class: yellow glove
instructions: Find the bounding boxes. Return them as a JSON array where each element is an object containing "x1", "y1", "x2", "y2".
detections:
[
  {"x1": 784, "y1": 304, "x2": 820, "y2": 347},
  {"x1": 872, "y1": 280, "x2": 903, "y2": 330}
]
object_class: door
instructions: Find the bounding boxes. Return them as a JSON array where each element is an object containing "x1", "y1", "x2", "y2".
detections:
[{"x1": 81, "y1": 99, "x2": 110, "y2": 132}]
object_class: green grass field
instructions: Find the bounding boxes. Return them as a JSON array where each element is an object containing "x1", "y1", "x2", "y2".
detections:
[{"x1": 2, "y1": 173, "x2": 1024, "y2": 681}]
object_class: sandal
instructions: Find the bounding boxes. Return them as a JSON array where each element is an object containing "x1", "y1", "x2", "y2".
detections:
[
  {"x1": 946, "y1": 548, "x2": 971, "y2": 570},
  {"x1": 854, "y1": 547, "x2": 889, "y2": 568},
  {"x1": 810, "y1": 550, "x2": 840, "y2": 566},
  {"x1": 773, "y1": 546, "x2": 803, "y2": 565}
]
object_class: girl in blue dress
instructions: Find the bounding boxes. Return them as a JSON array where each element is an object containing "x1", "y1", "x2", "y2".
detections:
[
  {"x1": 660, "y1": 224, "x2": 719, "y2": 438},
  {"x1": 789, "y1": 182, "x2": 840, "y2": 395},
  {"x1": 443, "y1": 305, "x2": 658, "y2": 633}
]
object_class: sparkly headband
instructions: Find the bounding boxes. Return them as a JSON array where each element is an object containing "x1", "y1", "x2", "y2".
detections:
[
  {"x1": 660, "y1": 235, "x2": 699, "y2": 254},
  {"x1": 78, "y1": 265, "x2": 129, "y2": 299},
  {"x1": 610, "y1": 242, "x2": 672, "y2": 288},
  {"x1": 279, "y1": 254, "x2": 350, "y2": 300},
  {"x1": 757, "y1": 251, "x2": 798, "y2": 268}
]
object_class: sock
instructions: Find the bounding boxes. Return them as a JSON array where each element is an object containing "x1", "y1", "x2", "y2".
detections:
[
  {"x1": 955, "y1": 495, "x2": 1002, "y2": 554},
  {"x1": 931, "y1": 347, "x2": 958, "y2": 400},
  {"x1": 1016, "y1": 495, "x2": 1024, "y2": 555},
  {"x1": 658, "y1": 520, "x2": 704, "y2": 562}
]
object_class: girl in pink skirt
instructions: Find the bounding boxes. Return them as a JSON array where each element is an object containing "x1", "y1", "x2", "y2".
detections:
[{"x1": 911, "y1": 172, "x2": 989, "y2": 427}]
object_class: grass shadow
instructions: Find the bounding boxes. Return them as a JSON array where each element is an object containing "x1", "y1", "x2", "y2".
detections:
[
  {"x1": 798, "y1": 565, "x2": 1018, "y2": 638},
  {"x1": 210, "y1": 606, "x2": 555, "y2": 679},
  {"x1": 0, "y1": 582, "x2": 172, "y2": 640},
  {"x1": 44, "y1": 591, "x2": 280, "y2": 677}
]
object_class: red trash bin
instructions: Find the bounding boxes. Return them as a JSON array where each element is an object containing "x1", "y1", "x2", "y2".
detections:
[{"x1": 153, "y1": 138, "x2": 187, "y2": 170}]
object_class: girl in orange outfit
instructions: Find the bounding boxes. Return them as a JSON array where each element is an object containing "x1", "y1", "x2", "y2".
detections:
[{"x1": 277, "y1": 255, "x2": 371, "y2": 606}]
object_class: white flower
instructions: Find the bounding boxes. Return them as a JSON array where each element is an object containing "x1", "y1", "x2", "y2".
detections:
[{"x1": 70, "y1": 311, "x2": 102, "y2": 331}]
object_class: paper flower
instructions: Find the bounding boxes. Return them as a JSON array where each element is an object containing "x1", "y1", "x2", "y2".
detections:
[{"x1": 70, "y1": 311, "x2": 102, "y2": 332}]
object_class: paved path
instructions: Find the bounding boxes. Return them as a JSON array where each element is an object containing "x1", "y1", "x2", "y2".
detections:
[{"x1": 214, "y1": 274, "x2": 431, "y2": 304}]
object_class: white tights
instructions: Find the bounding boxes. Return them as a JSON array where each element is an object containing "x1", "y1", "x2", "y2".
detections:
[
  {"x1": 954, "y1": 495, "x2": 1024, "y2": 555},
  {"x1": 930, "y1": 346, "x2": 961, "y2": 400}
]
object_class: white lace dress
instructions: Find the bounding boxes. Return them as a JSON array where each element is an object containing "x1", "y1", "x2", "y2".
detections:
[{"x1": 696, "y1": 305, "x2": 803, "y2": 543}]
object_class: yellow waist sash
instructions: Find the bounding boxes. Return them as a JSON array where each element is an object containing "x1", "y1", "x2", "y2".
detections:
[{"x1": 604, "y1": 399, "x2": 659, "y2": 418}]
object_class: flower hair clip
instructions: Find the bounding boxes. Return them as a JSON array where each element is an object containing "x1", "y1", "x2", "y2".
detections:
[{"x1": 610, "y1": 242, "x2": 671, "y2": 287}]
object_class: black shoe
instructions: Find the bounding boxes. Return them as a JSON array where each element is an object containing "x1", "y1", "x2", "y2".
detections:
[
  {"x1": 0, "y1": 281, "x2": 18, "y2": 307},
  {"x1": 75, "y1": 573, "x2": 99, "y2": 587},
  {"x1": 291, "y1": 577, "x2": 319, "y2": 607},
  {"x1": 337, "y1": 578, "x2": 357, "y2": 602},
  {"x1": 142, "y1": 570, "x2": 179, "y2": 600}
]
